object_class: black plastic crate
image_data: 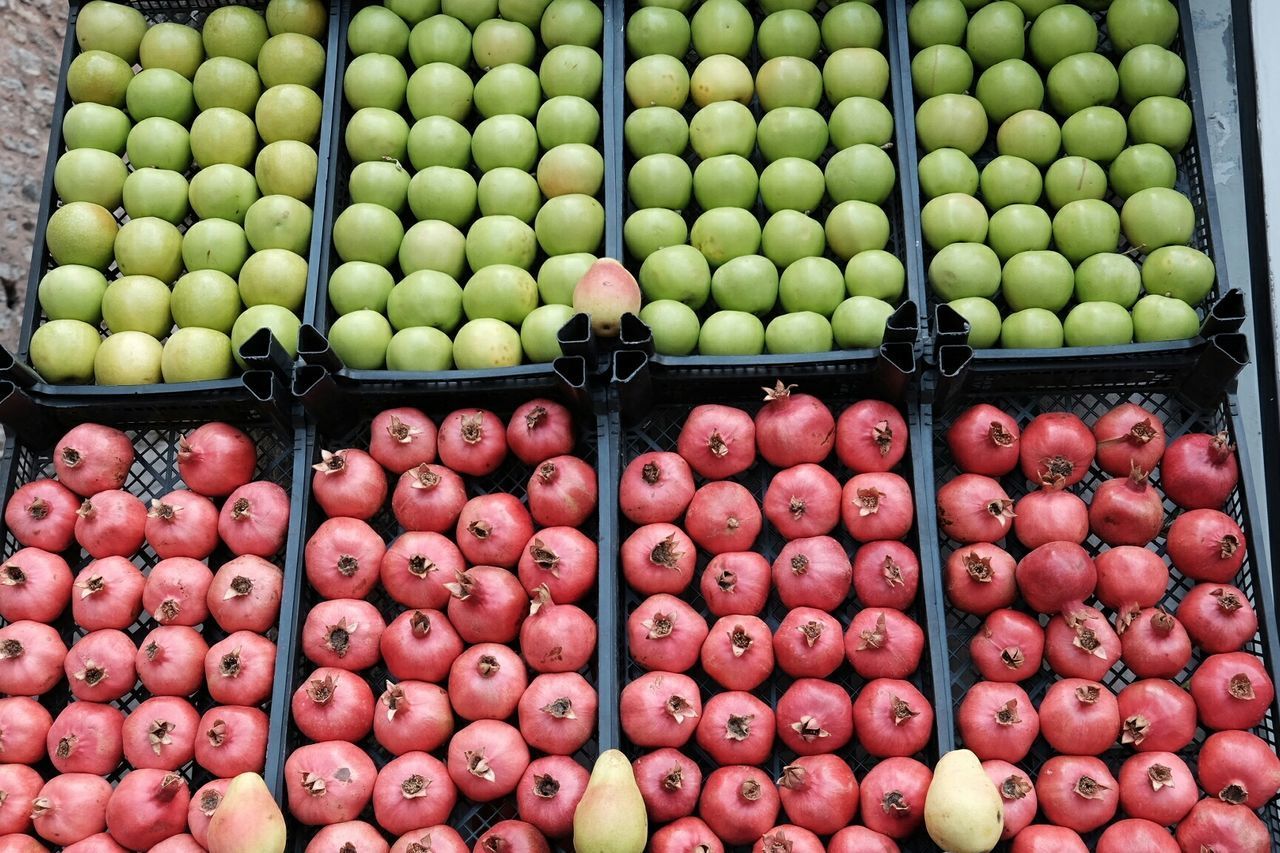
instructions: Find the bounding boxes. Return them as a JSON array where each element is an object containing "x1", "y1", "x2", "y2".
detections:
[
  {"x1": 606, "y1": 356, "x2": 952, "y2": 851},
  {"x1": 917, "y1": 358, "x2": 1280, "y2": 847},
  {"x1": 308, "y1": 0, "x2": 620, "y2": 380},
  {"x1": 271, "y1": 367, "x2": 617, "y2": 849},
  {"x1": 15, "y1": 0, "x2": 341, "y2": 396},
  {"x1": 894, "y1": 0, "x2": 1231, "y2": 363},
  {"x1": 617, "y1": 0, "x2": 926, "y2": 366},
  {"x1": 0, "y1": 375, "x2": 305, "y2": 803}
]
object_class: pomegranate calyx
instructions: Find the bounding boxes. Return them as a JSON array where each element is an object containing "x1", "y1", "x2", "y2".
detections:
[
  {"x1": 798, "y1": 619, "x2": 824, "y2": 647},
  {"x1": 988, "y1": 421, "x2": 1015, "y2": 448},
  {"x1": 158, "y1": 597, "x2": 182, "y2": 622},
  {"x1": 760, "y1": 831, "x2": 793, "y2": 853},
  {"x1": 231, "y1": 496, "x2": 252, "y2": 519},
  {"x1": 74, "y1": 659, "x2": 107, "y2": 685},
  {"x1": 641, "y1": 461, "x2": 661, "y2": 484},
  {"x1": 651, "y1": 534, "x2": 684, "y2": 570},
  {"x1": 740, "y1": 778, "x2": 763, "y2": 801},
  {"x1": 1219, "y1": 534, "x2": 1240, "y2": 558},
  {"x1": 1148, "y1": 763, "x2": 1174, "y2": 790},
  {"x1": 715, "y1": 569, "x2": 736, "y2": 592},
  {"x1": 643, "y1": 610, "x2": 676, "y2": 639},
  {"x1": 56, "y1": 734, "x2": 75, "y2": 758},
  {"x1": 665, "y1": 694, "x2": 698, "y2": 724},
  {"x1": 1073, "y1": 627, "x2": 1108, "y2": 660},
  {"x1": 313, "y1": 448, "x2": 347, "y2": 475},
  {"x1": 467, "y1": 520, "x2": 492, "y2": 540},
  {"x1": 0, "y1": 639, "x2": 25, "y2": 659},
  {"x1": 532, "y1": 773, "x2": 560, "y2": 799},
  {"x1": 444, "y1": 571, "x2": 474, "y2": 601},
  {"x1": 406, "y1": 554, "x2": 436, "y2": 579},
  {"x1": 1228, "y1": 673, "x2": 1257, "y2": 700},
  {"x1": 1075, "y1": 684, "x2": 1102, "y2": 704},
  {"x1": 223, "y1": 574, "x2": 254, "y2": 599},
  {"x1": 466, "y1": 749, "x2": 496, "y2": 781},
  {"x1": 409, "y1": 464, "x2": 442, "y2": 490},
  {"x1": 777, "y1": 764, "x2": 806, "y2": 789},
  {"x1": 856, "y1": 487, "x2": 885, "y2": 516},
  {"x1": 999, "y1": 646, "x2": 1025, "y2": 669},
  {"x1": 1150, "y1": 609, "x2": 1176, "y2": 633},
  {"x1": 789, "y1": 495, "x2": 806, "y2": 519},
  {"x1": 882, "y1": 556, "x2": 905, "y2": 587},
  {"x1": 325, "y1": 619, "x2": 358, "y2": 657},
  {"x1": 890, "y1": 695, "x2": 919, "y2": 727},
  {"x1": 529, "y1": 583, "x2": 554, "y2": 615},
  {"x1": 25, "y1": 496, "x2": 49, "y2": 519},
  {"x1": 725, "y1": 713, "x2": 754, "y2": 741},
  {"x1": 148, "y1": 499, "x2": 181, "y2": 520},
  {"x1": 995, "y1": 699, "x2": 1021, "y2": 726},
  {"x1": 873, "y1": 419, "x2": 894, "y2": 456},
  {"x1": 477, "y1": 654, "x2": 501, "y2": 677},
  {"x1": 529, "y1": 539, "x2": 561, "y2": 574},
  {"x1": 662, "y1": 765, "x2": 683, "y2": 791},
  {"x1": 1073, "y1": 775, "x2": 1109, "y2": 800},
  {"x1": 762, "y1": 381, "x2": 797, "y2": 402},
  {"x1": 858, "y1": 613, "x2": 889, "y2": 650},
  {"x1": 881, "y1": 791, "x2": 909, "y2": 814},
  {"x1": 538, "y1": 461, "x2": 557, "y2": 484},
  {"x1": 148, "y1": 719, "x2": 176, "y2": 755},
  {"x1": 1000, "y1": 774, "x2": 1032, "y2": 800},
  {"x1": 402, "y1": 773, "x2": 429, "y2": 799},
  {"x1": 219, "y1": 648, "x2": 243, "y2": 677},
  {"x1": 459, "y1": 412, "x2": 485, "y2": 444},
  {"x1": 1037, "y1": 455, "x2": 1076, "y2": 488},
  {"x1": 1122, "y1": 714, "x2": 1150, "y2": 745},
  {"x1": 790, "y1": 553, "x2": 810, "y2": 575},
  {"x1": 200, "y1": 790, "x2": 222, "y2": 816},
  {"x1": 78, "y1": 574, "x2": 106, "y2": 598},
  {"x1": 336, "y1": 554, "x2": 360, "y2": 577},
  {"x1": 791, "y1": 715, "x2": 829, "y2": 742},
  {"x1": 0, "y1": 564, "x2": 23, "y2": 586},
  {"x1": 1209, "y1": 431, "x2": 1235, "y2": 462},
  {"x1": 387, "y1": 415, "x2": 422, "y2": 444},
  {"x1": 410, "y1": 610, "x2": 432, "y2": 636},
  {"x1": 964, "y1": 552, "x2": 994, "y2": 582},
  {"x1": 306, "y1": 675, "x2": 337, "y2": 704},
  {"x1": 301, "y1": 771, "x2": 326, "y2": 796},
  {"x1": 208, "y1": 720, "x2": 227, "y2": 748},
  {"x1": 61, "y1": 447, "x2": 83, "y2": 468},
  {"x1": 30, "y1": 796, "x2": 50, "y2": 819},
  {"x1": 524, "y1": 405, "x2": 547, "y2": 430},
  {"x1": 1211, "y1": 587, "x2": 1243, "y2": 611},
  {"x1": 728, "y1": 624, "x2": 753, "y2": 657},
  {"x1": 707, "y1": 430, "x2": 729, "y2": 459},
  {"x1": 381, "y1": 681, "x2": 407, "y2": 720},
  {"x1": 1219, "y1": 782, "x2": 1249, "y2": 805},
  {"x1": 76, "y1": 498, "x2": 95, "y2": 519}
]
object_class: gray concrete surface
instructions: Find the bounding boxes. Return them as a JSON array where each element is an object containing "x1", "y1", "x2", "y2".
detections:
[{"x1": 0, "y1": 0, "x2": 63, "y2": 353}]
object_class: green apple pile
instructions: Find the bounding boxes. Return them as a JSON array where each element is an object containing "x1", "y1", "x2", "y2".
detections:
[
  {"x1": 909, "y1": 0, "x2": 1214, "y2": 349},
  {"x1": 32, "y1": 0, "x2": 327, "y2": 385},
  {"x1": 325, "y1": 0, "x2": 605, "y2": 371},
  {"x1": 623, "y1": 0, "x2": 906, "y2": 357}
]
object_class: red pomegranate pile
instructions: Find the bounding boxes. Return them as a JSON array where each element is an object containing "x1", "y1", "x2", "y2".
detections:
[
  {"x1": 941, "y1": 400, "x2": 1278, "y2": 849},
  {"x1": 0, "y1": 420, "x2": 285, "y2": 849},
  {"x1": 285, "y1": 400, "x2": 599, "y2": 851},
  {"x1": 620, "y1": 384, "x2": 933, "y2": 850}
]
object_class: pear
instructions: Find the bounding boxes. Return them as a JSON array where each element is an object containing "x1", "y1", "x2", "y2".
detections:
[
  {"x1": 925, "y1": 749, "x2": 1003, "y2": 853},
  {"x1": 571, "y1": 258, "x2": 642, "y2": 338},
  {"x1": 207, "y1": 772, "x2": 286, "y2": 853},
  {"x1": 573, "y1": 749, "x2": 647, "y2": 853}
]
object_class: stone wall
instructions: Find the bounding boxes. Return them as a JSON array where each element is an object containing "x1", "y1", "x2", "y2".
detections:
[{"x1": 0, "y1": 0, "x2": 64, "y2": 352}]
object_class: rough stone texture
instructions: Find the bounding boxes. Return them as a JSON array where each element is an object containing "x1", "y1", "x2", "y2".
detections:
[{"x1": 0, "y1": 0, "x2": 64, "y2": 352}]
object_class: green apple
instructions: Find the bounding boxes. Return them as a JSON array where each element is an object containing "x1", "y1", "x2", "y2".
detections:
[
  {"x1": 1001, "y1": 250, "x2": 1075, "y2": 311},
  {"x1": 535, "y1": 194, "x2": 604, "y2": 255},
  {"x1": 1046, "y1": 53, "x2": 1120, "y2": 116},
  {"x1": 624, "y1": 106, "x2": 688, "y2": 156},
  {"x1": 541, "y1": 44, "x2": 603, "y2": 100},
  {"x1": 62, "y1": 103, "x2": 131, "y2": 154},
  {"x1": 38, "y1": 266, "x2": 107, "y2": 324},
  {"x1": 258, "y1": 33, "x2": 327, "y2": 90},
  {"x1": 182, "y1": 218, "x2": 250, "y2": 276},
  {"x1": 255, "y1": 84, "x2": 323, "y2": 144},
  {"x1": 472, "y1": 115, "x2": 539, "y2": 171},
  {"x1": 1119, "y1": 44, "x2": 1186, "y2": 104},
  {"x1": 67, "y1": 51, "x2": 133, "y2": 108},
  {"x1": 922, "y1": 193, "x2": 989, "y2": 250},
  {"x1": 1052, "y1": 199, "x2": 1120, "y2": 264},
  {"x1": 832, "y1": 296, "x2": 895, "y2": 348},
  {"x1": 123, "y1": 168, "x2": 189, "y2": 223},
  {"x1": 1061, "y1": 106, "x2": 1129, "y2": 163},
  {"x1": 826, "y1": 200, "x2": 890, "y2": 259},
  {"x1": 980, "y1": 155, "x2": 1043, "y2": 209},
  {"x1": 192, "y1": 56, "x2": 261, "y2": 114},
  {"x1": 477, "y1": 168, "x2": 540, "y2": 222},
  {"x1": 845, "y1": 250, "x2": 906, "y2": 301},
  {"x1": 1141, "y1": 245, "x2": 1214, "y2": 304},
  {"x1": 190, "y1": 107, "x2": 258, "y2": 169},
  {"x1": 824, "y1": 47, "x2": 889, "y2": 101},
  {"x1": 462, "y1": 264, "x2": 538, "y2": 323},
  {"x1": 256, "y1": 140, "x2": 319, "y2": 200},
  {"x1": 238, "y1": 248, "x2": 308, "y2": 312},
  {"x1": 344, "y1": 53, "x2": 408, "y2": 111},
  {"x1": 624, "y1": 209, "x2": 687, "y2": 261},
  {"x1": 996, "y1": 109, "x2": 1061, "y2": 167},
  {"x1": 822, "y1": 0, "x2": 883, "y2": 51},
  {"x1": 966, "y1": 1, "x2": 1025, "y2": 69},
  {"x1": 537, "y1": 143, "x2": 604, "y2": 198},
  {"x1": 761, "y1": 211, "x2": 825, "y2": 269},
  {"x1": 473, "y1": 63, "x2": 541, "y2": 119},
  {"x1": 127, "y1": 117, "x2": 191, "y2": 172},
  {"x1": 625, "y1": 54, "x2": 689, "y2": 109},
  {"x1": 408, "y1": 14, "x2": 471, "y2": 68},
  {"x1": 1044, "y1": 156, "x2": 1108, "y2": 208},
  {"x1": 698, "y1": 310, "x2": 765, "y2": 355},
  {"x1": 908, "y1": 0, "x2": 967, "y2": 48},
  {"x1": 759, "y1": 157, "x2": 825, "y2": 214},
  {"x1": 1120, "y1": 187, "x2": 1194, "y2": 252},
  {"x1": 825, "y1": 144, "x2": 895, "y2": 205},
  {"x1": 521, "y1": 303, "x2": 576, "y2": 362},
  {"x1": 1029, "y1": 4, "x2": 1097, "y2": 68},
  {"x1": 688, "y1": 101, "x2": 756, "y2": 159},
  {"x1": 1108, "y1": 142, "x2": 1177, "y2": 199},
  {"x1": 351, "y1": 161, "x2": 412, "y2": 214},
  {"x1": 446, "y1": 0, "x2": 499, "y2": 32},
  {"x1": 756, "y1": 56, "x2": 822, "y2": 111},
  {"x1": 693, "y1": 155, "x2": 757, "y2": 210},
  {"x1": 915, "y1": 94, "x2": 988, "y2": 156},
  {"x1": 348, "y1": 6, "x2": 410, "y2": 56},
  {"x1": 189, "y1": 163, "x2": 259, "y2": 222},
  {"x1": 912, "y1": 45, "x2": 975, "y2": 98},
  {"x1": 172, "y1": 270, "x2": 242, "y2": 333},
  {"x1": 1000, "y1": 308, "x2": 1064, "y2": 348},
  {"x1": 639, "y1": 244, "x2": 712, "y2": 309},
  {"x1": 266, "y1": 0, "x2": 330, "y2": 38},
  {"x1": 329, "y1": 309, "x2": 393, "y2": 369},
  {"x1": 405, "y1": 112, "x2": 470, "y2": 169},
  {"x1": 691, "y1": 207, "x2": 761, "y2": 267},
  {"x1": 691, "y1": 0, "x2": 753, "y2": 57},
  {"x1": 1132, "y1": 293, "x2": 1200, "y2": 342},
  {"x1": 627, "y1": 7, "x2": 692, "y2": 58},
  {"x1": 948, "y1": 296, "x2": 1003, "y2": 347},
  {"x1": 328, "y1": 261, "x2": 395, "y2": 315},
  {"x1": 95, "y1": 331, "x2": 164, "y2": 385},
  {"x1": 1075, "y1": 252, "x2": 1142, "y2": 307},
  {"x1": 987, "y1": 203, "x2": 1052, "y2": 260},
  {"x1": 928, "y1": 242, "x2": 1002, "y2": 300},
  {"x1": 829, "y1": 96, "x2": 894, "y2": 148},
  {"x1": 30, "y1": 319, "x2": 100, "y2": 383},
  {"x1": 637, "y1": 300, "x2": 700, "y2": 356},
  {"x1": 333, "y1": 202, "x2": 404, "y2": 265},
  {"x1": 1064, "y1": 301, "x2": 1134, "y2": 346},
  {"x1": 386, "y1": 327, "x2": 454, "y2": 372},
  {"x1": 77, "y1": 1, "x2": 148, "y2": 63},
  {"x1": 348, "y1": 108, "x2": 411, "y2": 164},
  {"x1": 976, "y1": 58, "x2": 1045, "y2": 123},
  {"x1": 711, "y1": 255, "x2": 778, "y2": 315},
  {"x1": 385, "y1": 270, "x2": 464, "y2": 332},
  {"x1": 231, "y1": 304, "x2": 301, "y2": 368},
  {"x1": 538, "y1": 253, "x2": 595, "y2": 305},
  {"x1": 629, "y1": 153, "x2": 693, "y2": 210},
  {"x1": 453, "y1": 318, "x2": 522, "y2": 369},
  {"x1": 54, "y1": 149, "x2": 127, "y2": 210},
  {"x1": 918, "y1": 148, "x2": 980, "y2": 199},
  {"x1": 779, "y1": 257, "x2": 845, "y2": 317},
  {"x1": 244, "y1": 195, "x2": 313, "y2": 254},
  {"x1": 1128, "y1": 95, "x2": 1193, "y2": 153},
  {"x1": 204, "y1": 6, "x2": 269, "y2": 65},
  {"x1": 466, "y1": 215, "x2": 537, "y2": 271},
  {"x1": 400, "y1": 220, "x2": 466, "y2": 278},
  {"x1": 757, "y1": 107, "x2": 828, "y2": 161},
  {"x1": 760, "y1": 10, "x2": 819, "y2": 60},
  {"x1": 115, "y1": 217, "x2": 184, "y2": 282},
  {"x1": 766, "y1": 311, "x2": 833, "y2": 354},
  {"x1": 46, "y1": 202, "x2": 118, "y2": 270},
  {"x1": 161, "y1": 327, "x2": 235, "y2": 381},
  {"x1": 126, "y1": 68, "x2": 195, "y2": 124},
  {"x1": 1108, "y1": 0, "x2": 1179, "y2": 53},
  {"x1": 538, "y1": 95, "x2": 601, "y2": 148}
]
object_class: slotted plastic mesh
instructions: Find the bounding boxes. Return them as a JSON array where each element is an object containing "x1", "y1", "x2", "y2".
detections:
[
  {"x1": 0, "y1": 403, "x2": 297, "y2": 797},
  {"x1": 925, "y1": 379, "x2": 1280, "y2": 846},
  {"x1": 281, "y1": 392, "x2": 603, "y2": 850},
  {"x1": 619, "y1": 1, "x2": 917, "y2": 333},
  {"x1": 614, "y1": 372, "x2": 943, "y2": 852}
]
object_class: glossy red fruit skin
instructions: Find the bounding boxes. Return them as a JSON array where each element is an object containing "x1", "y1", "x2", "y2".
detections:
[
  {"x1": 1117, "y1": 751, "x2": 1197, "y2": 826},
  {"x1": 1095, "y1": 819, "x2": 1179, "y2": 853},
  {"x1": 837, "y1": 399, "x2": 908, "y2": 473},
  {"x1": 5, "y1": 478, "x2": 79, "y2": 552},
  {"x1": 700, "y1": 615, "x2": 774, "y2": 691},
  {"x1": 1177, "y1": 582, "x2": 1258, "y2": 653},
  {"x1": 773, "y1": 678, "x2": 854, "y2": 756},
  {"x1": 853, "y1": 540, "x2": 920, "y2": 610},
  {"x1": 773, "y1": 607, "x2": 844, "y2": 679},
  {"x1": 684, "y1": 481, "x2": 763, "y2": 555},
  {"x1": 840, "y1": 472, "x2": 914, "y2": 542},
  {"x1": 754, "y1": 383, "x2": 835, "y2": 469},
  {"x1": 771, "y1": 535, "x2": 852, "y2": 611},
  {"x1": 843, "y1": 608, "x2": 925, "y2": 680},
  {"x1": 946, "y1": 403, "x2": 1020, "y2": 477},
  {"x1": 1189, "y1": 651, "x2": 1275, "y2": 731},
  {"x1": 969, "y1": 609, "x2": 1044, "y2": 683},
  {"x1": 776, "y1": 754, "x2": 859, "y2": 836},
  {"x1": 304, "y1": 517, "x2": 385, "y2": 600},
  {"x1": 628, "y1": 593, "x2": 709, "y2": 673},
  {"x1": 455, "y1": 493, "x2": 535, "y2": 570},
  {"x1": 1038, "y1": 678, "x2": 1120, "y2": 756},
  {"x1": 1036, "y1": 755, "x2": 1119, "y2": 833},
  {"x1": 633, "y1": 748, "x2": 702, "y2": 823},
  {"x1": 649, "y1": 817, "x2": 723, "y2": 853},
  {"x1": 515, "y1": 755, "x2": 589, "y2": 839},
  {"x1": 1117, "y1": 678, "x2": 1198, "y2": 753},
  {"x1": 944, "y1": 543, "x2": 1017, "y2": 615},
  {"x1": 507, "y1": 398, "x2": 575, "y2": 466},
  {"x1": 311, "y1": 448, "x2": 387, "y2": 521},
  {"x1": 1160, "y1": 431, "x2": 1239, "y2": 510},
  {"x1": 292, "y1": 667, "x2": 375, "y2": 743},
  {"x1": 1093, "y1": 546, "x2": 1169, "y2": 611},
  {"x1": 1018, "y1": 412, "x2": 1095, "y2": 488},
  {"x1": 677, "y1": 404, "x2": 756, "y2": 480},
  {"x1": 1093, "y1": 403, "x2": 1167, "y2": 477},
  {"x1": 391, "y1": 464, "x2": 467, "y2": 533},
  {"x1": 697, "y1": 765, "x2": 781, "y2": 847},
  {"x1": 1011, "y1": 825, "x2": 1088, "y2": 853},
  {"x1": 957, "y1": 681, "x2": 1039, "y2": 764},
  {"x1": 527, "y1": 455, "x2": 597, "y2": 529},
  {"x1": 857, "y1": 757, "x2": 931, "y2": 840},
  {"x1": 982, "y1": 760, "x2": 1036, "y2": 840},
  {"x1": 695, "y1": 691, "x2": 775, "y2": 766},
  {"x1": 54, "y1": 424, "x2": 134, "y2": 497},
  {"x1": 935, "y1": 474, "x2": 1015, "y2": 544},
  {"x1": 619, "y1": 671, "x2": 702, "y2": 749},
  {"x1": 701, "y1": 552, "x2": 771, "y2": 616},
  {"x1": 1196, "y1": 729, "x2": 1280, "y2": 809},
  {"x1": 1044, "y1": 604, "x2": 1121, "y2": 681},
  {"x1": 369, "y1": 407, "x2": 437, "y2": 473},
  {"x1": 763, "y1": 463, "x2": 842, "y2": 540},
  {"x1": 436, "y1": 408, "x2": 507, "y2": 477},
  {"x1": 621, "y1": 524, "x2": 697, "y2": 596},
  {"x1": 827, "y1": 825, "x2": 900, "y2": 853},
  {"x1": 1115, "y1": 606, "x2": 1192, "y2": 679},
  {"x1": 177, "y1": 422, "x2": 255, "y2": 497},
  {"x1": 1175, "y1": 796, "x2": 1271, "y2": 853},
  {"x1": 619, "y1": 452, "x2": 695, "y2": 525},
  {"x1": 1014, "y1": 540, "x2": 1097, "y2": 615},
  {"x1": 1165, "y1": 508, "x2": 1247, "y2": 583}
]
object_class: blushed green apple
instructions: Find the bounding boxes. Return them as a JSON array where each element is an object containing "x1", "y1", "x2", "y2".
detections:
[
  {"x1": 46, "y1": 202, "x2": 118, "y2": 270},
  {"x1": 453, "y1": 318, "x2": 522, "y2": 369},
  {"x1": 256, "y1": 140, "x2": 319, "y2": 200}
]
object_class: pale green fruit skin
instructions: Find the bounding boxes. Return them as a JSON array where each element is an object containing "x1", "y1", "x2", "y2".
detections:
[
  {"x1": 965, "y1": 1, "x2": 1026, "y2": 69},
  {"x1": 1107, "y1": 0, "x2": 1180, "y2": 53},
  {"x1": 161, "y1": 327, "x2": 235, "y2": 382},
  {"x1": 779, "y1": 256, "x2": 845, "y2": 317},
  {"x1": 1141, "y1": 245, "x2": 1215, "y2": 304},
  {"x1": 231, "y1": 304, "x2": 301, "y2": 369},
  {"x1": 333, "y1": 203, "x2": 404, "y2": 265},
  {"x1": 95, "y1": 331, "x2": 164, "y2": 385},
  {"x1": 541, "y1": 44, "x2": 603, "y2": 100},
  {"x1": 255, "y1": 84, "x2": 323, "y2": 145},
  {"x1": 1046, "y1": 53, "x2": 1120, "y2": 116},
  {"x1": 711, "y1": 255, "x2": 779, "y2": 315},
  {"x1": 1120, "y1": 187, "x2": 1195, "y2": 253},
  {"x1": 1118, "y1": 44, "x2": 1186, "y2": 104},
  {"x1": 473, "y1": 64, "x2": 542, "y2": 120},
  {"x1": 922, "y1": 193, "x2": 990, "y2": 250},
  {"x1": 691, "y1": 0, "x2": 754, "y2": 58},
  {"x1": 172, "y1": 270, "x2": 242, "y2": 333},
  {"x1": 1028, "y1": 4, "x2": 1098, "y2": 68},
  {"x1": 407, "y1": 165, "x2": 478, "y2": 225},
  {"x1": 975, "y1": 59, "x2": 1045, "y2": 124},
  {"x1": 691, "y1": 208, "x2": 762, "y2": 268},
  {"x1": 408, "y1": 15, "x2": 472, "y2": 68},
  {"x1": 329, "y1": 309, "x2": 393, "y2": 369},
  {"x1": 757, "y1": 107, "x2": 828, "y2": 162},
  {"x1": 538, "y1": 143, "x2": 604, "y2": 198},
  {"x1": 63, "y1": 103, "x2": 131, "y2": 154},
  {"x1": 1001, "y1": 250, "x2": 1075, "y2": 312},
  {"x1": 694, "y1": 155, "x2": 758, "y2": 210},
  {"x1": 928, "y1": 242, "x2": 1002, "y2": 300},
  {"x1": 688, "y1": 101, "x2": 756, "y2": 159},
  {"x1": 988, "y1": 204, "x2": 1053, "y2": 261},
  {"x1": 1132, "y1": 293, "x2": 1200, "y2": 342},
  {"x1": 521, "y1": 303, "x2": 577, "y2": 362},
  {"x1": 386, "y1": 327, "x2": 453, "y2": 372},
  {"x1": 77, "y1": 1, "x2": 148, "y2": 64},
  {"x1": 328, "y1": 261, "x2": 395, "y2": 315},
  {"x1": 829, "y1": 97, "x2": 893, "y2": 148},
  {"x1": 624, "y1": 209, "x2": 687, "y2": 261},
  {"x1": 125, "y1": 67, "x2": 196, "y2": 125},
  {"x1": 1108, "y1": 142, "x2": 1177, "y2": 200},
  {"x1": 54, "y1": 149, "x2": 127, "y2": 211},
  {"x1": 244, "y1": 195, "x2": 313, "y2": 254},
  {"x1": 388, "y1": 270, "x2": 464, "y2": 332},
  {"x1": 948, "y1": 296, "x2": 1003, "y2": 347},
  {"x1": 826, "y1": 200, "x2": 890, "y2": 259},
  {"x1": 30, "y1": 319, "x2": 101, "y2": 383},
  {"x1": 400, "y1": 220, "x2": 466, "y2": 278},
  {"x1": 204, "y1": 6, "x2": 270, "y2": 65},
  {"x1": 766, "y1": 311, "x2": 833, "y2": 354},
  {"x1": 825, "y1": 144, "x2": 895, "y2": 206},
  {"x1": 627, "y1": 6, "x2": 691, "y2": 58},
  {"x1": 625, "y1": 54, "x2": 690, "y2": 109},
  {"x1": 845, "y1": 250, "x2": 905, "y2": 301},
  {"x1": 348, "y1": 6, "x2": 409, "y2": 57},
  {"x1": 638, "y1": 300, "x2": 700, "y2": 356},
  {"x1": 1064, "y1": 301, "x2": 1135, "y2": 346},
  {"x1": 453, "y1": 318, "x2": 523, "y2": 369},
  {"x1": 832, "y1": 295, "x2": 895, "y2": 348},
  {"x1": 347, "y1": 108, "x2": 410, "y2": 164},
  {"x1": 253, "y1": 33, "x2": 326, "y2": 89},
  {"x1": 190, "y1": 107, "x2": 258, "y2": 169},
  {"x1": 761, "y1": 210, "x2": 825, "y2": 269},
  {"x1": 823, "y1": 47, "x2": 890, "y2": 102},
  {"x1": 46, "y1": 202, "x2": 118, "y2": 270},
  {"x1": 266, "y1": 0, "x2": 330, "y2": 38},
  {"x1": 1044, "y1": 156, "x2": 1108, "y2": 209},
  {"x1": 123, "y1": 168, "x2": 189, "y2": 224},
  {"x1": 114, "y1": 217, "x2": 184, "y2": 283},
  {"x1": 629, "y1": 153, "x2": 692, "y2": 210},
  {"x1": 759, "y1": 157, "x2": 825, "y2": 214},
  {"x1": 538, "y1": 96, "x2": 601, "y2": 148},
  {"x1": 912, "y1": 45, "x2": 974, "y2": 98},
  {"x1": 822, "y1": 0, "x2": 884, "y2": 51},
  {"x1": 536, "y1": 194, "x2": 605, "y2": 256},
  {"x1": 996, "y1": 110, "x2": 1061, "y2": 168},
  {"x1": 127, "y1": 117, "x2": 191, "y2": 172},
  {"x1": 466, "y1": 215, "x2": 538, "y2": 271},
  {"x1": 538, "y1": 253, "x2": 596, "y2": 305},
  {"x1": 182, "y1": 218, "x2": 250, "y2": 277},
  {"x1": 477, "y1": 168, "x2": 541, "y2": 222},
  {"x1": 462, "y1": 264, "x2": 539, "y2": 323},
  {"x1": 698, "y1": 310, "x2": 765, "y2": 355},
  {"x1": 238, "y1": 248, "x2": 309, "y2": 312},
  {"x1": 192, "y1": 56, "x2": 261, "y2": 114},
  {"x1": 256, "y1": 140, "x2": 319, "y2": 200},
  {"x1": 472, "y1": 115, "x2": 539, "y2": 172},
  {"x1": 915, "y1": 94, "x2": 988, "y2": 156},
  {"x1": 1074, "y1": 252, "x2": 1142, "y2": 307},
  {"x1": 1000, "y1": 308, "x2": 1064, "y2": 348},
  {"x1": 1052, "y1": 199, "x2": 1120, "y2": 264},
  {"x1": 640, "y1": 244, "x2": 712, "y2": 309},
  {"x1": 919, "y1": 148, "x2": 980, "y2": 199},
  {"x1": 38, "y1": 265, "x2": 108, "y2": 324},
  {"x1": 1061, "y1": 107, "x2": 1129, "y2": 163},
  {"x1": 626, "y1": 108, "x2": 691, "y2": 157},
  {"x1": 981, "y1": 155, "x2": 1044, "y2": 209},
  {"x1": 344, "y1": 53, "x2": 408, "y2": 111},
  {"x1": 67, "y1": 50, "x2": 134, "y2": 108},
  {"x1": 1128, "y1": 95, "x2": 1193, "y2": 153}
]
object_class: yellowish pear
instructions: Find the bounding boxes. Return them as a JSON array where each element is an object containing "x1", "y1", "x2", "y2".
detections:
[
  {"x1": 207, "y1": 772, "x2": 287, "y2": 853},
  {"x1": 924, "y1": 749, "x2": 1003, "y2": 853},
  {"x1": 573, "y1": 749, "x2": 647, "y2": 853}
]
